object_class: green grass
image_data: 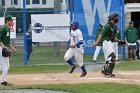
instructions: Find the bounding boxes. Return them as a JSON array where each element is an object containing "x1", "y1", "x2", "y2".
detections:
[
  {"x1": 10, "y1": 46, "x2": 104, "y2": 65},
  {"x1": 6, "y1": 60, "x2": 140, "y2": 74},
  {"x1": 10, "y1": 46, "x2": 67, "y2": 65},
  {"x1": 0, "y1": 83, "x2": 140, "y2": 93},
  {"x1": 0, "y1": 65, "x2": 69, "y2": 74},
  {"x1": 116, "y1": 61, "x2": 140, "y2": 71}
]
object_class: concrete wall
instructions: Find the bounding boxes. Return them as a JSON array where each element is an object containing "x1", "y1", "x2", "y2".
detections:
[{"x1": 125, "y1": 12, "x2": 131, "y2": 60}]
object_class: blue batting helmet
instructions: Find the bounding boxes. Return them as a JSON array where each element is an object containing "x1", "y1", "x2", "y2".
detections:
[{"x1": 71, "y1": 20, "x2": 79, "y2": 28}]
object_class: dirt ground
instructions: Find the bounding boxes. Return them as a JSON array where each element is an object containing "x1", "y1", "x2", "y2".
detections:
[{"x1": 3, "y1": 71, "x2": 140, "y2": 86}]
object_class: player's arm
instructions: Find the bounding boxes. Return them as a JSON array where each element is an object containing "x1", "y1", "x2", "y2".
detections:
[
  {"x1": 10, "y1": 44, "x2": 16, "y2": 53},
  {"x1": 75, "y1": 40, "x2": 83, "y2": 48},
  {"x1": 93, "y1": 34, "x2": 102, "y2": 47},
  {"x1": 93, "y1": 24, "x2": 110, "y2": 47},
  {"x1": 114, "y1": 37, "x2": 119, "y2": 42}
]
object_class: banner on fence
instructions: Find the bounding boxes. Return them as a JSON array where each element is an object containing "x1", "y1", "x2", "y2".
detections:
[
  {"x1": 0, "y1": 17, "x2": 16, "y2": 38},
  {"x1": 31, "y1": 14, "x2": 70, "y2": 42}
]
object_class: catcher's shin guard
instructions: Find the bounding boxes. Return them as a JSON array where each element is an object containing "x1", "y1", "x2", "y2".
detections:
[
  {"x1": 107, "y1": 52, "x2": 116, "y2": 75},
  {"x1": 101, "y1": 61, "x2": 109, "y2": 76}
]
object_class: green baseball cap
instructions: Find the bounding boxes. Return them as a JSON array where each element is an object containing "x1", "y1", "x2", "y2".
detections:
[
  {"x1": 5, "y1": 15, "x2": 13, "y2": 21},
  {"x1": 129, "y1": 21, "x2": 134, "y2": 24}
]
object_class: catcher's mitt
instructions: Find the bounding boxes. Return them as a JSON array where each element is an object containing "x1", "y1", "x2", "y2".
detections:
[
  {"x1": 2, "y1": 48, "x2": 11, "y2": 57},
  {"x1": 118, "y1": 40, "x2": 126, "y2": 45}
]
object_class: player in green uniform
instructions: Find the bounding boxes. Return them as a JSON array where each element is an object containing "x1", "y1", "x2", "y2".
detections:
[
  {"x1": 125, "y1": 21, "x2": 138, "y2": 61},
  {"x1": 0, "y1": 15, "x2": 16, "y2": 86},
  {"x1": 93, "y1": 13, "x2": 120, "y2": 77}
]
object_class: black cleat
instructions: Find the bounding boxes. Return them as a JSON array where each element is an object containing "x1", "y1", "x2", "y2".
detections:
[
  {"x1": 1, "y1": 81, "x2": 12, "y2": 86},
  {"x1": 93, "y1": 60, "x2": 96, "y2": 63},
  {"x1": 106, "y1": 74, "x2": 115, "y2": 78},
  {"x1": 80, "y1": 72, "x2": 87, "y2": 77},
  {"x1": 69, "y1": 65, "x2": 76, "y2": 73}
]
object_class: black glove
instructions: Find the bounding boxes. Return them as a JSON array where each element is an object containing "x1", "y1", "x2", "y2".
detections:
[
  {"x1": 2, "y1": 48, "x2": 11, "y2": 57},
  {"x1": 118, "y1": 40, "x2": 126, "y2": 45}
]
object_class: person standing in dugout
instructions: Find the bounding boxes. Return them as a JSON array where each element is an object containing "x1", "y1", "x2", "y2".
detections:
[
  {"x1": 125, "y1": 21, "x2": 138, "y2": 61},
  {"x1": 0, "y1": 15, "x2": 16, "y2": 86},
  {"x1": 93, "y1": 24, "x2": 107, "y2": 62},
  {"x1": 64, "y1": 20, "x2": 87, "y2": 77},
  {"x1": 93, "y1": 13, "x2": 121, "y2": 77}
]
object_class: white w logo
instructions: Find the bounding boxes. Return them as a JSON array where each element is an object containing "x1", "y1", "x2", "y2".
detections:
[{"x1": 82, "y1": 0, "x2": 112, "y2": 36}]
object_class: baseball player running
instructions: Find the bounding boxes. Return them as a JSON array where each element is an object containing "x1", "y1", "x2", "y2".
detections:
[
  {"x1": 64, "y1": 20, "x2": 87, "y2": 77},
  {"x1": 0, "y1": 15, "x2": 16, "y2": 86},
  {"x1": 93, "y1": 13, "x2": 120, "y2": 77}
]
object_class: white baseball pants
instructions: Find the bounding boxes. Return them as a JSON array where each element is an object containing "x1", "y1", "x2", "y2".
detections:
[
  {"x1": 113, "y1": 42, "x2": 119, "y2": 60},
  {"x1": 64, "y1": 47, "x2": 84, "y2": 67},
  {"x1": 0, "y1": 46, "x2": 10, "y2": 82},
  {"x1": 102, "y1": 40, "x2": 115, "y2": 61}
]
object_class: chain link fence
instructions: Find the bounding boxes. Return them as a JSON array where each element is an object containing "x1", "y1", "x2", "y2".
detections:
[{"x1": 0, "y1": 0, "x2": 124, "y2": 66}]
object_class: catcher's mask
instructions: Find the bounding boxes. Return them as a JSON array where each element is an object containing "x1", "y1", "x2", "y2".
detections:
[{"x1": 108, "y1": 13, "x2": 119, "y2": 23}]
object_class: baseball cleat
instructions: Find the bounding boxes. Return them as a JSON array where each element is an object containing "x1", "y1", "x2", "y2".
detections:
[
  {"x1": 80, "y1": 72, "x2": 87, "y2": 77},
  {"x1": 93, "y1": 60, "x2": 96, "y2": 63},
  {"x1": 106, "y1": 74, "x2": 115, "y2": 78},
  {"x1": 69, "y1": 65, "x2": 76, "y2": 73},
  {"x1": 1, "y1": 81, "x2": 12, "y2": 86}
]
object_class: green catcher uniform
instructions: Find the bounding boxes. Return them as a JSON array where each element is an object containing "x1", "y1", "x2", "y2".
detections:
[{"x1": 100, "y1": 13, "x2": 119, "y2": 77}]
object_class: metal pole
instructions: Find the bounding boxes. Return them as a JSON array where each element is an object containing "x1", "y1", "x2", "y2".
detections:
[
  {"x1": 121, "y1": 0, "x2": 125, "y2": 60},
  {"x1": 23, "y1": 0, "x2": 27, "y2": 65}
]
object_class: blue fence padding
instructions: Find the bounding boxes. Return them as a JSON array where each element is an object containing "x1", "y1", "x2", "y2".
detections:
[{"x1": 72, "y1": 0, "x2": 124, "y2": 55}]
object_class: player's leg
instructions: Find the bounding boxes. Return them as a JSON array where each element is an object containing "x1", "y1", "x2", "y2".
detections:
[
  {"x1": 132, "y1": 45, "x2": 137, "y2": 60},
  {"x1": 107, "y1": 52, "x2": 116, "y2": 76},
  {"x1": 93, "y1": 46, "x2": 102, "y2": 62},
  {"x1": 114, "y1": 42, "x2": 119, "y2": 60},
  {"x1": 74, "y1": 48, "x2": 87, "y2": 77},
  {"x1": 1, "y1": 57, "x2": 11, "y2": 86},
  {"x1": 64, "y1": 48, "x2": 76, "y2": 73},
  {"x1": 102, "y1": 40, "x2": 115, "y2": 77},
  {"x1": 101, "y1": 47, "x2": 109, "y2": 76},
  {"x1": 128, "y1": 45, "x2": 133, "y2": 61},
  {"x1": 103, "y1": 47, "x2": 108, "y2": 61}
]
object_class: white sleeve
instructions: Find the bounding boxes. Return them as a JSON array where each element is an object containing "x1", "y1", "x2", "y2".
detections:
[{"x1": 77, "y1": 31, "x2": 83, "y2": 41}]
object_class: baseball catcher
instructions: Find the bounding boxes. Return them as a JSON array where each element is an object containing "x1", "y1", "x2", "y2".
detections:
[{"x1": 93, "y1": 13, "x2": 121, "y2": 77}]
